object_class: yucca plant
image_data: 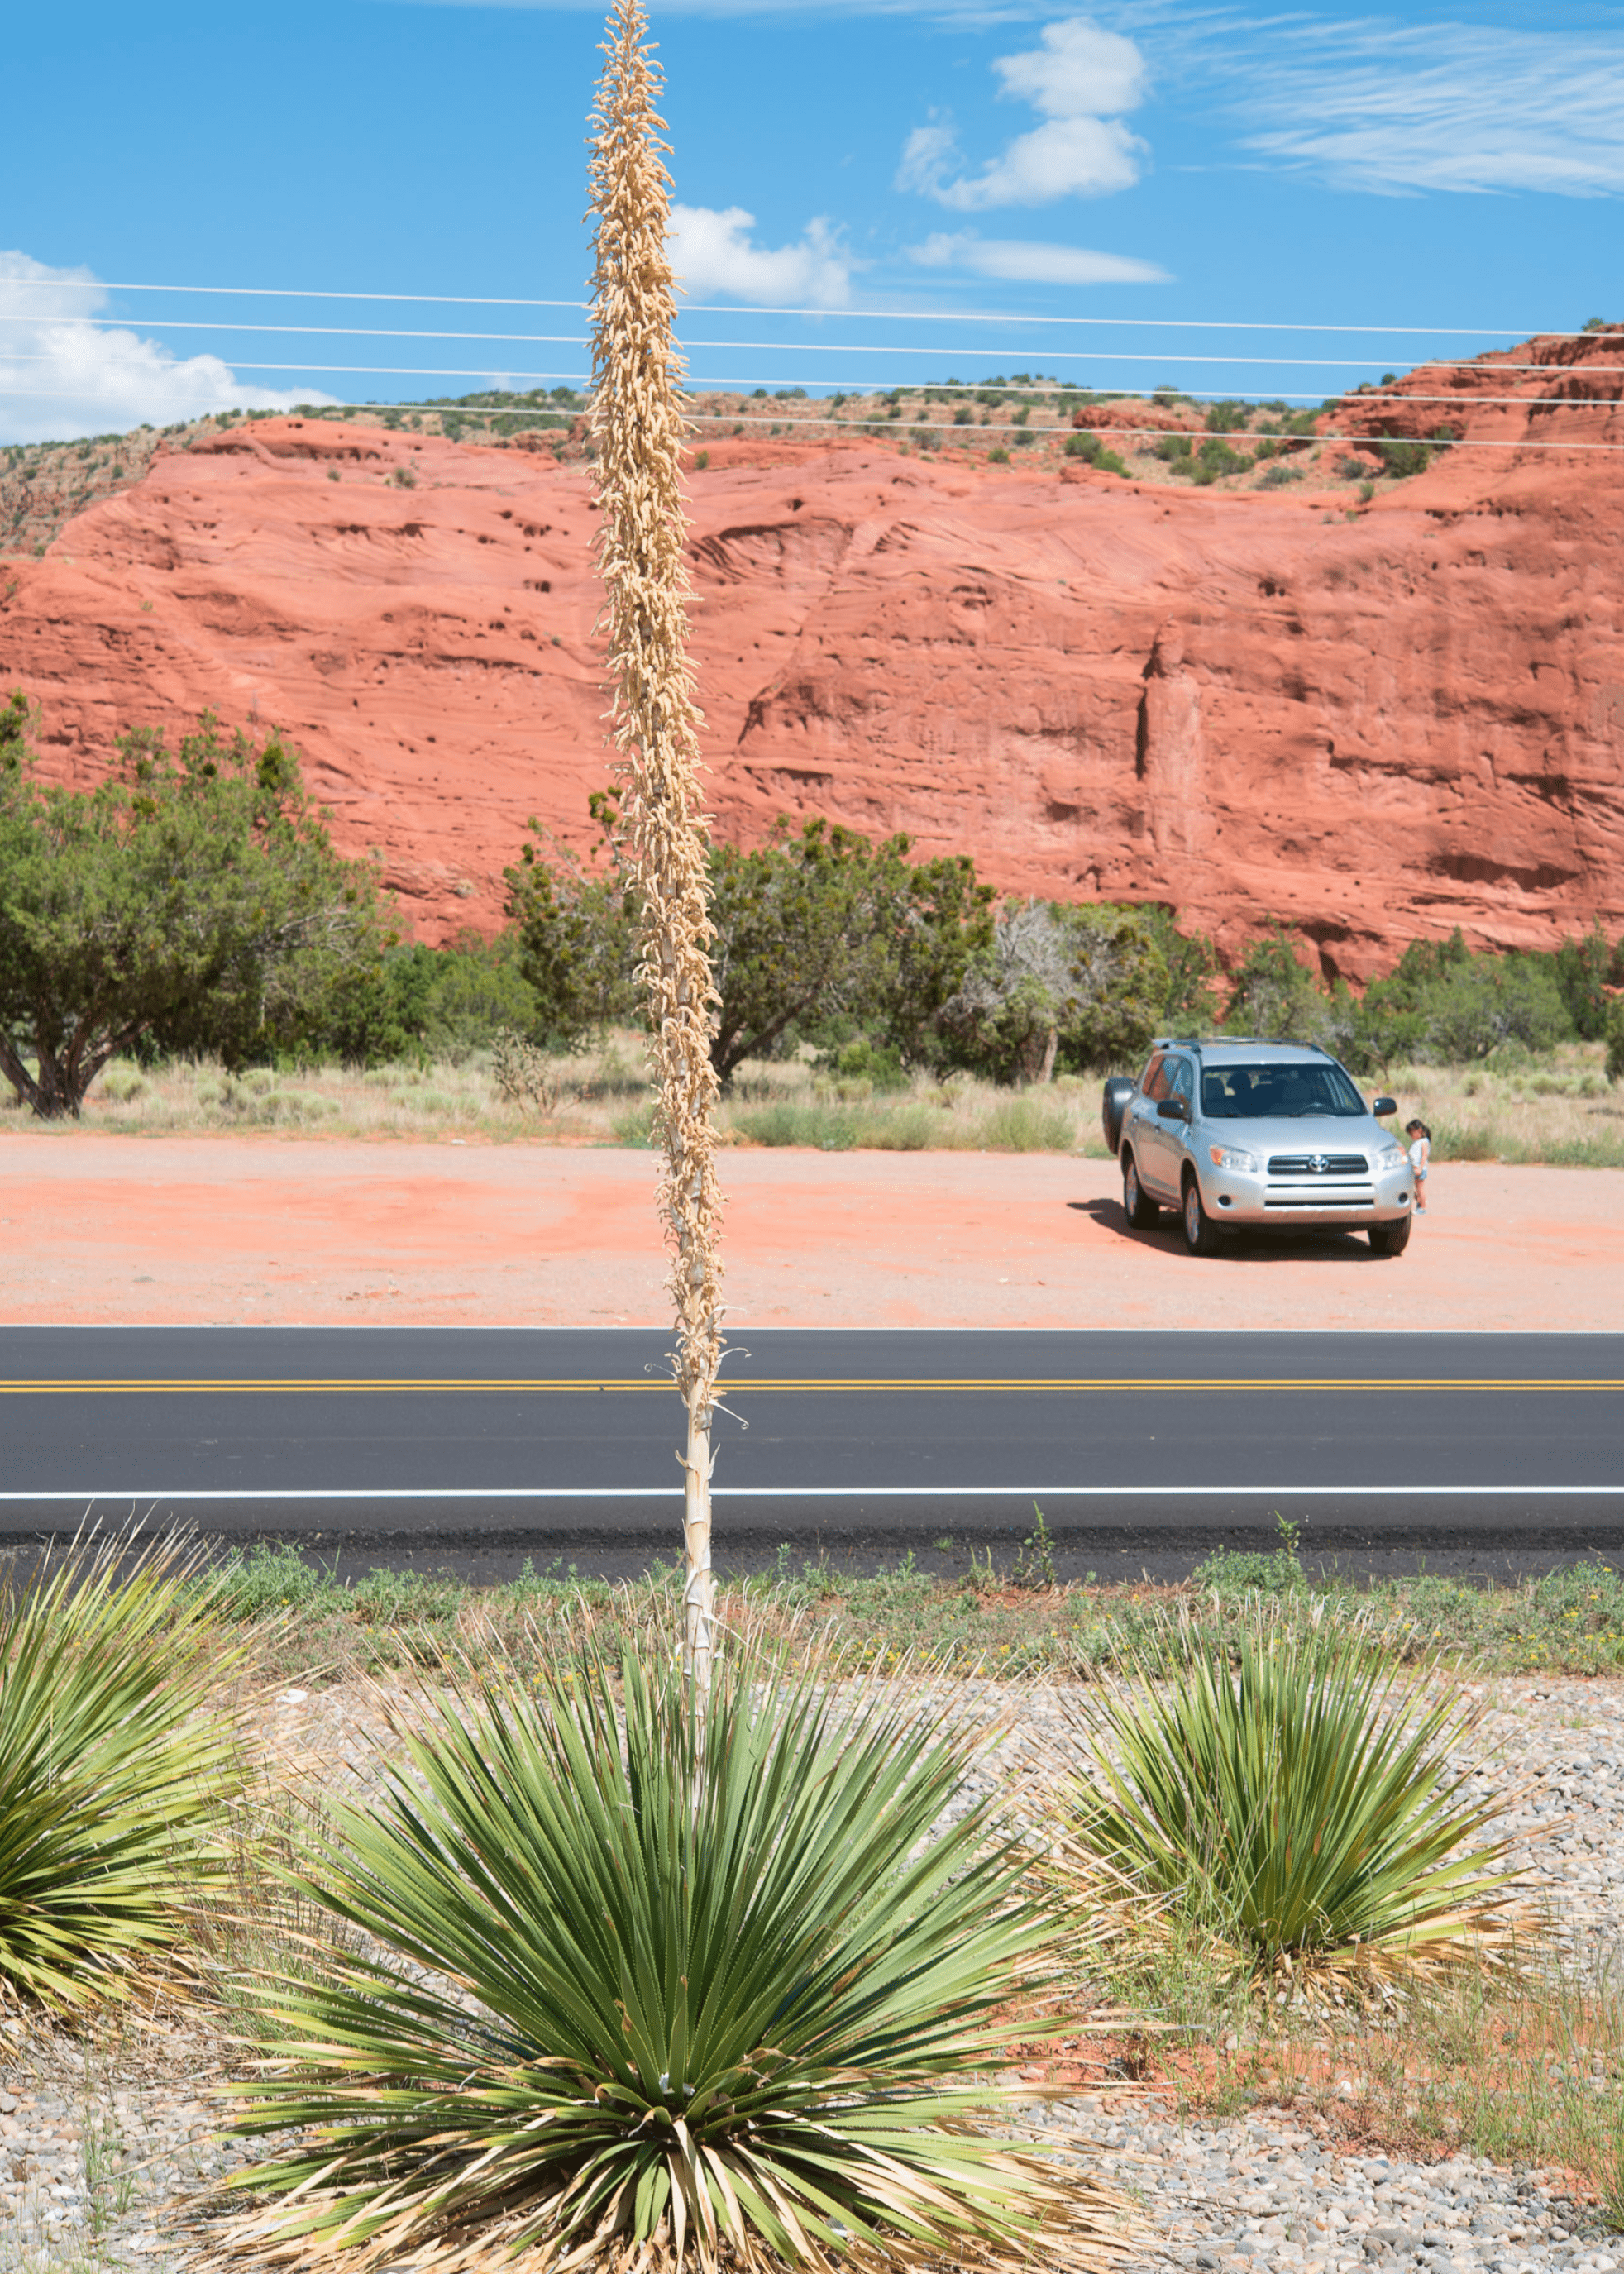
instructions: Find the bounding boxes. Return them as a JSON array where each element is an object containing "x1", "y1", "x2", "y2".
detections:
[
  {"x1": 213, "y1": 1649, "x2": 1130, "y2": 2272},
  {"x1": 590, "y1": 0, "x2": 725, "y2": 1702},
  {"x1": 0, "y1": 1527, "x2": 238, "y2": 2009},
  {"x1": 1059, "y1": 1608, "x2": 1526, "y2": 1998}
]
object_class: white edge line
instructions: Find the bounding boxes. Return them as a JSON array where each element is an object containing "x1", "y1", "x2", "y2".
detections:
[{"x1": 0, "y1": 1486, "x2": 1620, "y2": 1503}]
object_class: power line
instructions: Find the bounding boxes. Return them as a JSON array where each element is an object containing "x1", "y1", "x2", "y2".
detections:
[
  {"x1": 3, "y1": 356, "x2": 1621, "y2": 392},
  {"x1": 6, "y1": 313, "x2": 1622, "y2": 376},
  {"x1": 3, "y1": 357, "x2": 1614, "y2": 417},
  {"x1": 0, "y1": 276, "x2": 1608, "y2": 337}
]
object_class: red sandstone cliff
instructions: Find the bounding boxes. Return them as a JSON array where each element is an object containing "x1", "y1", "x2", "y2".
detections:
[{"x1": 2, "y1": 334, "x2": 1622, "y2": 977}]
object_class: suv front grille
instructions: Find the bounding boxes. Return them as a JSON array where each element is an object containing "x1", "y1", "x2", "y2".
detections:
[{"x1": 1266, "y1": 1153, "x2": 1368, "y2": 1178}]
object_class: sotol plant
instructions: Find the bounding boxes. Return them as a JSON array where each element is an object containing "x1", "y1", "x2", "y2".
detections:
[
  {"x1": 0, "y1": 1528, "x2": 238, "y2": 2010},
  {"x1": 208, "y1": 15, "x2": 1133, "y2": 2272},
  {"x1": 216, "y1": 1651, "x2": 1131, "y2": 2272},
  {"x1": 1059, "y1": 1606, "x2": 1526, "y2": 1999},
  {"x1": 589, "y1": 0, "x2": 724, "y2": 1700}
]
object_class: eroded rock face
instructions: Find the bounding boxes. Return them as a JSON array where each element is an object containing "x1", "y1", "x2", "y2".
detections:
[{"x1": 3, "y1": 340, "x2": 1622, "y2": 974}]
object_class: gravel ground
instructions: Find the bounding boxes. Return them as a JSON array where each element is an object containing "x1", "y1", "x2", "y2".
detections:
[{"x1": 2, "y1": 1674, "x2": 1621, "y2": 2272}]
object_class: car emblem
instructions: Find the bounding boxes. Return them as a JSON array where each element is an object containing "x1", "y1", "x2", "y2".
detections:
[{"x1": 1310, "y1": 1154, "x2": 1328, "y2": 1173}]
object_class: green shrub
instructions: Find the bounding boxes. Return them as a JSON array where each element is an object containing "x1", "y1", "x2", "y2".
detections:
[
  {"x1": 1064, "y1": 1612, "x2": 1523, "y2": 1996},
  {"x1": 979, "y1": 1094, "x2": 1076, "y2": 1151},
  {"x1": 0, "y1": 1531, "x2": 240, "y2": 2009},
  {"x1": 1063, "y1": 433, "x2": 1130, "y2": 475},
  {"x1": 1204, "y1": 399, "x2": 1251, "y2": 435},
  {"x1": 1192, "y1": 1517, "x2": 1306, "y2": 1600},
  {"x1": 828, "y1": 1034, "x2": 907, "y2": 1091},
  {"x1": 350, "y1": 1567, "x2": 466, "y2": 1627},
  {"x1": 1192, "y1": 437, "x2": 1254, "y2": 484},
  {"x1": 219, "y1": 1650, "x2": 1122, "y2": 2271},
  {"x1": 1378, "y1": 437, "x2": 1433, "y2": 479},
  {"x1": 733, "y1": 1099, "x2": 856, "y2": 1149},
  {"x1": 212, "y1": 1540, "x2": 345, "y2": 1620},
  {"x1": 1607, "y1": 995, "x2": 1624, "y2": 1085},
  {"x1": 1222, "y1": 923, "x2": 1330, "y2": 1042}
]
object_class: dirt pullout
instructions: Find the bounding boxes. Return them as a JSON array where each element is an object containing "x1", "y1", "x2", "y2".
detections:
[{"x1": 0, "y1": 1135, "x2": 1618, "y2": 1330}]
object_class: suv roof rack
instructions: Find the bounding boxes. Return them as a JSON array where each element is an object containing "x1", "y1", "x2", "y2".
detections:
[{"x1": 1154, "y1": 1034, "x2": 1329, "y2": 1053}]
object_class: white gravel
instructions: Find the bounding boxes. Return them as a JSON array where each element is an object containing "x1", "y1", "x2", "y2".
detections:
[{"x1": 0, "y1": 1674, "x2": 1619, "y2": 2272}]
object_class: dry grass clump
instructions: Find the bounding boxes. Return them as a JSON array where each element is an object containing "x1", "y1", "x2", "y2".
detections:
[
  {"x1": 1383, "y1": 1042, "x2": 1624, "y2": 1167},
  {"x1": 9, "y1": 1033, "x2": 1622, "y2": 1163},
  {"x1": 7, "y1": 1036, "x2": 1109, "y2": 1152}
]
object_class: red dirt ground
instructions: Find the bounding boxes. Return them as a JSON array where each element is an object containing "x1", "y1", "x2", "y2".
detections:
[{"x1": 2, "y1": 1136, "x2": 1618, "y2": 1330}]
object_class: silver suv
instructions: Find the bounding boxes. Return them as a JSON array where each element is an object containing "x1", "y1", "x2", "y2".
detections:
[{"x1": 1102, "y1": 1039, "x2": 1413, "y2": 1257}]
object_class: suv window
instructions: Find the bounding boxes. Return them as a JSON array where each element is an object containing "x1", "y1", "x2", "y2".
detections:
[
  {"x1": 1201, "y1": 1061, "x2": 1367, "y2": 1119},
  {"x1": 1168, "y1": 1057, "x2": 1196, "y2": 1107},
  {"x1": 1140, "y1": 1055, "x2": 1169, "y2": 1102}
]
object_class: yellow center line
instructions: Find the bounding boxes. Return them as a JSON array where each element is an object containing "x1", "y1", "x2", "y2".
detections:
[{"x1": 0, "y1": 1378, "x2": 1617, "y2": 1396}]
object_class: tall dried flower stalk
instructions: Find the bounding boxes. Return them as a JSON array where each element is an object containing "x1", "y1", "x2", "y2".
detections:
[{"x1": 588, "y1": 0, "x2": 724, "y2": 1702}]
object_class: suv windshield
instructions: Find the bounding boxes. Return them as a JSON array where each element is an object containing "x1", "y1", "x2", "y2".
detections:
[{"x1": 1201, "y1": 1062, "x2": 1367, "y2": 1119}]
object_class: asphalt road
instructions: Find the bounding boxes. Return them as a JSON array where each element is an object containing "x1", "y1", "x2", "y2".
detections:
[{"x1": 2, "y1": 1325, "x2": 1621, "y2": 1582}]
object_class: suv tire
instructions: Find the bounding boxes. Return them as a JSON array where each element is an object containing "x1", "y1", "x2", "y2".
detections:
[
  {"x1": 1181, "y1": 1172, "x2": 1225, "y2": 1257},
  {"x1": 1368, "y1": 1216, "x2": 1412, "y2": 1257},
  {"x1": 1123, "y1": 1152, "x2": 1161, "y2": 1230}
]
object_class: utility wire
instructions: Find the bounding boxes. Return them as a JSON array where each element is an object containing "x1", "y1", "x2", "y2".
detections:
[
  {"x1": 3, "y1": 315, "x2": 1620, "y2": 377},
  {"x1": 0, "y1": 277, "x2": 1608, "y2": 337},
  {"x1": 2, "y1": 356, "x2": 1620, "y2": 389}
]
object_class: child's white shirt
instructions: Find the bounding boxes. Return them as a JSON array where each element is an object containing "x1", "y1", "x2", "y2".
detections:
[{"x1": 1409, "y1": 1136, "x2": 1430, "y2": 1173}]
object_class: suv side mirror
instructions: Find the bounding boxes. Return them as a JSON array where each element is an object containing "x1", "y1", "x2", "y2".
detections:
[
  {"x1": 1373, "y1": 1095, "x2": 1397, "y2": 1117},
  {"x1": 1156, "y1": 1096, "x2": 1190, "y2": 1122}
]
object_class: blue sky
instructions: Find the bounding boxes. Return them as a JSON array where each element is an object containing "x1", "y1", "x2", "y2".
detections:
[{"x1": 2, "y1": 0, "x2": 1620, "y2": 440}]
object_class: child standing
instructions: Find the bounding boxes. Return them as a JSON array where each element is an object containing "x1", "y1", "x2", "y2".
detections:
[{"x1": 1406, "y1": 1118, "x2": 1431, "y2": 1216}]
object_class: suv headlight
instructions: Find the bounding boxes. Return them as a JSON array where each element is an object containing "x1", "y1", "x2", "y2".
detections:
[
  {"x1": 1376, "y1": 1143, "x2": 1407, "y2": 1171},
  {"x1": 1209, "y1": 1144, "x2": 1258, "y2": 1173}
]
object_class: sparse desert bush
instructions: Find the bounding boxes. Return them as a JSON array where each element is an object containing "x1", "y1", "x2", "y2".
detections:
[
  {"x1": 490, "y1": 1024, "x2": 564, "y2": 1112},
  {"x1": 1064, "y1": 432, "x2": 1130, "y2": 475}
]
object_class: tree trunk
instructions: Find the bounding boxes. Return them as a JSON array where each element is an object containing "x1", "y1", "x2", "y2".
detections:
[
  {"x1": 0, "y1": 1034, "x2": 84, "y2": 1119},
  {"x1": 1039, "y1": 1025, "x2": 1059, "y2": 1084}
]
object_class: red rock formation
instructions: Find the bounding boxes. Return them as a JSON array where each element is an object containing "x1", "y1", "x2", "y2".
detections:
[{"x1": 2, "y1": 337, "x2": 1622, "y2": 976}]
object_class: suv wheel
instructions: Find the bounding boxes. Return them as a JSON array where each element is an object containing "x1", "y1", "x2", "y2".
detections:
[
  {"x1": 1123, "y1": 1153, "x2": 1161, "y2": 1230},
  {"x1": 1368, "y1": 1216, "x2": 1412, "y2": 1257},
  {"x1": 1181, "y1": 1172, "x2": 1225, "y2": 1257}
]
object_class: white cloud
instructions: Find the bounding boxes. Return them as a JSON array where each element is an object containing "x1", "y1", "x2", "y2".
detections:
[
  {"x1": 667, "y1": 206, "x2": 855, "y2": 308},
  {"x1": 0, "y1": 252, "x2": 335, "y2": 446},
  {"x1": 909, "y1": 230, "x2": 1169, "y2": 284},
  {"x1": 1229, "y1": 21, "x2": 1624, "y2": 197},
  {"x1": 900, "y1": 114, "x2": 1144, "y2": 209},
  {"x1": 993, "y1": 19, "x2": 1147, "y2": 121},
  {"x1": 898, "y1": 16, "x2": 1150, "y2": 211}
]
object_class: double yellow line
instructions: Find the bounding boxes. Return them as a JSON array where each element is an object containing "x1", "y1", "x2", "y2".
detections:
[{"x1": 0, "y1": 1378, "x2": 1617, "y2": 1397}]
